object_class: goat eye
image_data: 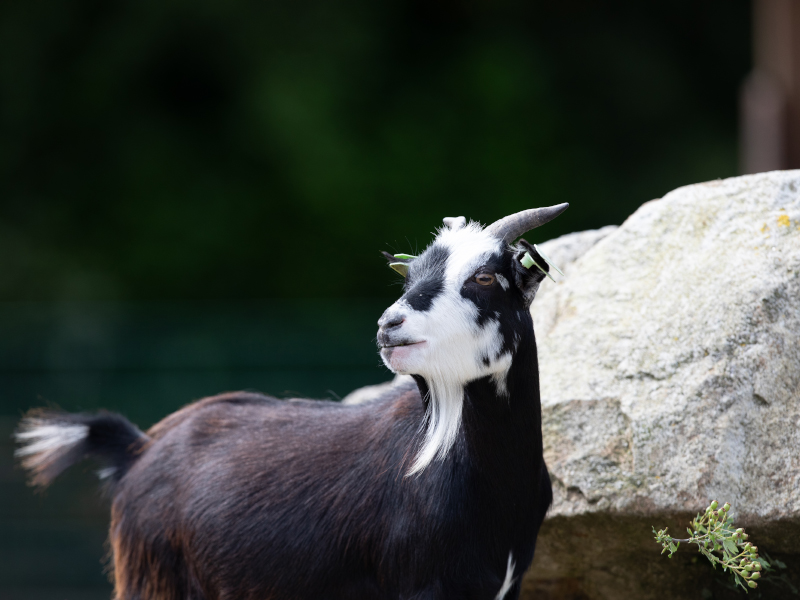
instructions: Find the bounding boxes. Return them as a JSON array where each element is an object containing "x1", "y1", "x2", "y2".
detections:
[{"x1": 475, "y1": 273, "x2": 495, "y2": 286}]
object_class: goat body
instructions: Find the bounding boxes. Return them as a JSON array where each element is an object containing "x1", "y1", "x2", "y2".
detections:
[{"x1": 16, "y1": 208, "x2": 565, "y2": 600}]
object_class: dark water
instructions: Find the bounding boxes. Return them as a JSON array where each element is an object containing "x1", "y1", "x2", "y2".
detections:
[{"x1": 0, "y1": 301, "x2": 392, "y2": 599}]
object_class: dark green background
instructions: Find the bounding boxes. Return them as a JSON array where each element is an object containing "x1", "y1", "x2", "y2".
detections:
[
  {"x1": 1, "y1": 0, "x2": 751, "y2": 598},
  {"x1": 2, "y1": 0, "x2": 749, "y2": 303}
]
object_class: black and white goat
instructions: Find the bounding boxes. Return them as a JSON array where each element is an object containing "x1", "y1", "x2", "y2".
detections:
[{"x1": 16, "y1": 205, "x2": 567, "y2": 600}]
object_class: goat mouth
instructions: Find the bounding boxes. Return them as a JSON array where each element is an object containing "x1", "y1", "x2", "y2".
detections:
[{"x1": 380, "y1": 341, "x2": 425, "y2": 349}]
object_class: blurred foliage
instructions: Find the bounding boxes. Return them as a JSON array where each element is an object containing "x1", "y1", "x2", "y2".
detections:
[{"x1": 0, "y1": 0, "x2": 750, "y2": 301}]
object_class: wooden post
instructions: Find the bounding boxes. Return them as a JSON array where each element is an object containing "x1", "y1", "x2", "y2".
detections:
[{"x1": 741, "y1": 0, "x2": 800, "y2": 173}]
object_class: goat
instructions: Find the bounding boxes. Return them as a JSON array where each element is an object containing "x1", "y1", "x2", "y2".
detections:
[{"x1": 15, "y1": 204, "x2": 567, "y2": 600}]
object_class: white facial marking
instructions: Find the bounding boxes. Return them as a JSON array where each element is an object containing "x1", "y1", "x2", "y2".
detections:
[
  {"x1": 491, "y1": 352, "x2": 513, "y2": 397},
  {"x1": 380, "y1": 222, "x2": 517, "y2": 475},
  {"x1": 495, "y1": 272, "x2": 509, "y2": 290},
  {"x1": 495, "y1": 552, "x2": 516, "y2": 600},
  {"x1": 14, "y1": 422, "x2": 89, "y2": 467},
  {"x1": 436, "y1": 222, "x2": 501, "y2": 288}
]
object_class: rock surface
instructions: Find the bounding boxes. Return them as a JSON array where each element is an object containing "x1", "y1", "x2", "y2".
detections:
[
  {"x1": 525, "y1": 171, "x2": 800, "y2": 599},
  {"x1": 345, "y1": 172, "x2": 800, "y2": 597}
]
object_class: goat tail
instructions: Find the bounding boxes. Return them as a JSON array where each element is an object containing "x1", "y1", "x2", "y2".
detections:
[{"x1": 14, "y1": 409, "x2": 149, "y2": 489}]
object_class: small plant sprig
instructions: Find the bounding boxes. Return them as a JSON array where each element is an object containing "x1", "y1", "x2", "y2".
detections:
[{"x1": 653, "y1": 500, "x2": 769, "y2": 592}]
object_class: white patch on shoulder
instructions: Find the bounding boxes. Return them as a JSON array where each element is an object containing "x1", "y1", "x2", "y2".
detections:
[
  {"x1": 495, "y1": 552, "x2": 516, "y2": 600},
  {"x1": 495, "y1": 272, "x2": 509, "y2": 290},
  {"x1": 14, "y1": 422, "x2": 89, "y2": 467}
]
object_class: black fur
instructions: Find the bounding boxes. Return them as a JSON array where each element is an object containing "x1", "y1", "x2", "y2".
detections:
[
  {"x1": 402, "y1": 243, "x2": 448, "y2": 311},
  {"x1": 515, "y1": 239, "x2": 549, "y2": 306},
  {"x1": 103, "y1": 338, "x2": 549, "y2": 600}
]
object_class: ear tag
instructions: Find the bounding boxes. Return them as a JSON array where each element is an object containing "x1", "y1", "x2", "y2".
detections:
[
  {"x1": 389, "y1": 253, "x2": 415, "y2": 277},
  {"x1": 389, "y1": 263, "x2": 409, "y2": 277},
  {"x1": 533, "y1": 244, "x2": 564, "y2": 277},
  {"x1": 521, "y1": 252, "x2": 556, "y2": 282}
]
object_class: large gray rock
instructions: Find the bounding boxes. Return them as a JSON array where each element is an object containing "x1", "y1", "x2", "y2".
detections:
[
  {"x1": 343, "y1": 173, "x2": 800, "y2": 597},
  {"x1": 525, "y1": 171, "x2": 800, "y2": 598}
]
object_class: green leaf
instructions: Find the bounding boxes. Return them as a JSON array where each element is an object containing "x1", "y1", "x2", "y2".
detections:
[
  {"x1": 393, "y1": 253, "x2": 416, "y2": 260},
  {"x1": 723, "y1": 539, "x2": 739, "y2": 556}
]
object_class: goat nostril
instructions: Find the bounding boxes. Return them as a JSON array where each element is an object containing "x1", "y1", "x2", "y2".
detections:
[
  {"x1": 380, "y1": 315, "x2": 405, "y2": 330},
  {"x1": 378, "y1": 307, "x2": 407, "y2": 330},
  {"x1": 386, "y1": 316, "x2": 405, "y2": 329}
]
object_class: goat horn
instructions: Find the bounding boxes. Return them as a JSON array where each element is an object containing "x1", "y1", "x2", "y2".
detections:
[{"x1": 484, "y1": 203, "x2": 569, "y2": 243}]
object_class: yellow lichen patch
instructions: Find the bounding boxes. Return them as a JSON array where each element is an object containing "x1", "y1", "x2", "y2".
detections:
[
  {"x1": 761, "y1": 223, "x2": 769, "y2": 233},
  {"x1": 777, "y1": 214, "x2": 791, "y2": 227}
]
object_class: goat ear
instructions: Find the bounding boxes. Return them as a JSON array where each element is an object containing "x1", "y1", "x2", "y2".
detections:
[
  {"x1": 513, "y1": 239, "x2": 551, "y2": 303},
  {"x1": 381, "y1": 251, "x2": 415, "y2": 277}
]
